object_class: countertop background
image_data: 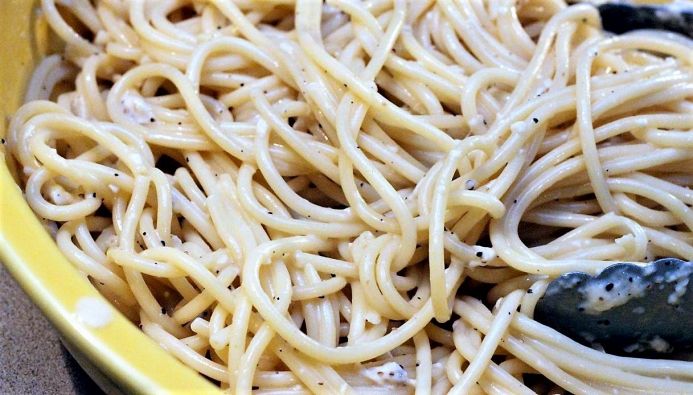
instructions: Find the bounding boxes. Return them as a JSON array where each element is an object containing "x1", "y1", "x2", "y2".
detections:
[{"x1": 0, "y1": 264, "x2": 103, "y2": 395}]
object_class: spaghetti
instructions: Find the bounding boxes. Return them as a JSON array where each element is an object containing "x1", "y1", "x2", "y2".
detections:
[{"x1": 7, "y1": 0, "x2": 693, "y2": 393}]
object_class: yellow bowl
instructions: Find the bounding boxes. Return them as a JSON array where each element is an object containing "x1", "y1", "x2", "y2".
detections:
[{"x1": 0, "y1": 2, "x2": 220, "y2": 393}]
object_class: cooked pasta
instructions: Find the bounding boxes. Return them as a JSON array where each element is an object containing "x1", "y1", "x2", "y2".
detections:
[{"x1": 6, "y1": 0, "x2": 693, "y2": 393}]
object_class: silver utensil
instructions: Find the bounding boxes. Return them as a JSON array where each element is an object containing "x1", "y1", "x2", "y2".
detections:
[
  {"x1": 572, "y1": 1, "x2": 693, "y2": 38},
  {"x1": 534, "y1": 258, "x2": 693, "y2": 358}
]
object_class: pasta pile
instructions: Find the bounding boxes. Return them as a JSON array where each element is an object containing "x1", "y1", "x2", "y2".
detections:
[{"x1": 7, "y1": 0, "x2": 693, "y2": 393}]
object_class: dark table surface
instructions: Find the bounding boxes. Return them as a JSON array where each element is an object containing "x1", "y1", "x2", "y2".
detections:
[{"x1": 0, "y1": 264, "x2": 104, "y2": 395}]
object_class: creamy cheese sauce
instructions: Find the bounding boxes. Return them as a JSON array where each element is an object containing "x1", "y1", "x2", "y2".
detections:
[
  {"x1": 664, "y1": 264, "x2": 692, "y2": 305},
  {"x1": 74, "y1": 297, "x2": 113, "y2": 328},
  {"x1": 649, "y1": 336, "x2": 672, "y2": 353},
  {"x1": 120, "y1": 90, "x2": 155, "y2": 124},
  {"x1": 361, "y1": 362, "x2": 415, "y2": 387},
  {"x1": 624, "y1": 336, "x2": 672, "y2": 354},
  {"x1": 578, "y1": 275, "x2": 648, "y2": 315}
]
